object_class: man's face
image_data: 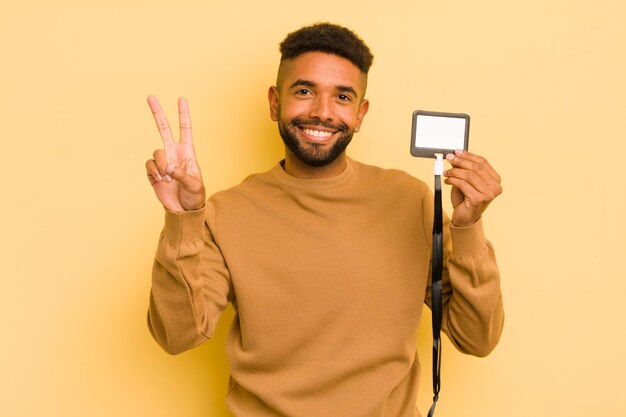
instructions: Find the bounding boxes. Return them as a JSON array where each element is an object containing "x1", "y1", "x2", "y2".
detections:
[{"x1": 268, "y1": 52, "x2": 369, "y2": 169}]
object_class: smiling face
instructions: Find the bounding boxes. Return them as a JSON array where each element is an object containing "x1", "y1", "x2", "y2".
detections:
[{"x1": 268, "y1": 52, "x2": 370, "y2": 178}]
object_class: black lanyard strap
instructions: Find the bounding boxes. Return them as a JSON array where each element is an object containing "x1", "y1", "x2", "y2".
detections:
[{"x1": 428, "y1": 156, "x2": 444, "y2": 417}]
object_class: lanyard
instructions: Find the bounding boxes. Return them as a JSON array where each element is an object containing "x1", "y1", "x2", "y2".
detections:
[{"x1": 428, "y1": 154, "x2": 444, "y2": 417}]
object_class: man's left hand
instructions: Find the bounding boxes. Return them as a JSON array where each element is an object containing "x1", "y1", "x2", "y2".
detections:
[{"x1": 443, "y1": 150, "x2": 502, "y2": 227}]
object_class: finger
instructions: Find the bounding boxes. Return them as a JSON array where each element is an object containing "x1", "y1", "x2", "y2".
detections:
[
  {"x1": 463, "y1": 151, "x2": 500, "y2": 180},
  {"x1": 445, "y1": 150, "x2": 490, "y2": 171},
  {"x1": 145, "y1": 159, "x2": 162, "y2": 184},
  {"x1": 445, "y1": 171, "x2": 501, "y2": 203},
  {"x1": 445, "y1": 165, "x2": 502, "y2": 198},
  {"x1": 446, "y1": 150, "x2": 500, "y2": 182},
  {"x1": 147, "y1": 95, "x2": 175, "y2": 146},
  {"x1": 444, "y1": 176, "x2": 487, "y2": 206},
  {"x1": 178, "y1": 97, "x2": 193, "y2": 145},
  {"x1": 445, "y1": 165, "x2": 490, "y2": 195},
  {"x1": 152, "y1": 149, "x2": 173, "y2": 182},
  {"x1": 168, "y1": 164, "x2": 204, "y2": 194}
]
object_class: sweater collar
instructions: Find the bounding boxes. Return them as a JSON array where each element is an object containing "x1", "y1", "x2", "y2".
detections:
[{"x1": 271, "y1": 157, "x2": 355, "y2": 189}]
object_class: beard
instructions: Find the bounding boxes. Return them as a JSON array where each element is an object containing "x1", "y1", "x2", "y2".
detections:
[{"x1": 277, "y1": 114, "x2": 354, "y2": 167}]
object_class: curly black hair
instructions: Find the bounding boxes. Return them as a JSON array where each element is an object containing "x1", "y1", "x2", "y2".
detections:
[{"x1": 279, "y1": 23, "x2": 374, "y2": 73}]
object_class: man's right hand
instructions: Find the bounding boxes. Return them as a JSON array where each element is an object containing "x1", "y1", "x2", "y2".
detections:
[{"x1": 145, "y1": 96, "x2": 206, "y2": 212}]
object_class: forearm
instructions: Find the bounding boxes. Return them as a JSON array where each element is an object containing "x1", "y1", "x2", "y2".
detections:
[
  {"x1": 148, "y1": 207, "x2": 230, "y2": 355},
  {"x1": 441, "y1": 219, "x2": 504, "y2": 357}
]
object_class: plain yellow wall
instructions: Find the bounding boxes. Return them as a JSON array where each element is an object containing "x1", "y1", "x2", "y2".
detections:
[{"x1": 1, "y1": 0, "x2": 625, "y2": 416}]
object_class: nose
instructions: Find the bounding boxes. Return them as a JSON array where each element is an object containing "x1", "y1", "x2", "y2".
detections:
[{"x1": 309, "y1": 95, "x2": 333, "y2": 121}]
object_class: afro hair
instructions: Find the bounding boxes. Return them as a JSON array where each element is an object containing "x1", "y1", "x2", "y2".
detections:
[{"x1": 279, "y1": 23, "x2": 374, "y2": 73}]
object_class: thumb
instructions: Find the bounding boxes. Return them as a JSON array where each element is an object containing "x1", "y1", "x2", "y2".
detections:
[{"x1": 167, "y1": 165, "x2": 204, "y2": 194}]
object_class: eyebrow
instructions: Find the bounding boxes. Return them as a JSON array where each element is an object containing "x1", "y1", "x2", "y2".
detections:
[
  {"x1": 288, "y1": 79, "x2": 359, "y2": 99},
  {"x1": 337, "y1": 85, "x2": 358, "y2": 98},
  {"x1": 289, "y1": 79, "x2": 316, "y2": 89}
]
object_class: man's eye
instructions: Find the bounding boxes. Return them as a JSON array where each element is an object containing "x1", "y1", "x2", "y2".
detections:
[
  {"x1": 296, "y1": 89, "x2": 311, "y2": 95},
  {"x1": 337, "y1": 94, "x2": 351, "y2": 101}
]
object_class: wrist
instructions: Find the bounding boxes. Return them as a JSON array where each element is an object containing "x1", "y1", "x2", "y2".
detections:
[{"x1": 450, "y1": 215, "x2": 480, "y2": 228}]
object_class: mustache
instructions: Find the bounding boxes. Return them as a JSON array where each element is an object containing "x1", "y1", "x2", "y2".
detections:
[{"x1": 292, "y1": 118, "x2": 348, "y2": 132}]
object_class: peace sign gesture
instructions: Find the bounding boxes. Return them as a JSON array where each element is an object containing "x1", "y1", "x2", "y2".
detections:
[{"x1": 145, "y1": 96, "x2": 206, "y2": 212}]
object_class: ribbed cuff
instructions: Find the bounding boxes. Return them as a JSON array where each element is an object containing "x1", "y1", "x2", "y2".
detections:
[
  {"x1": 163, "y1": 207, "x2": 206, "y2": 246},
  {"x1": 449, "y1": 217, "x2": 488, "y2": 258}
]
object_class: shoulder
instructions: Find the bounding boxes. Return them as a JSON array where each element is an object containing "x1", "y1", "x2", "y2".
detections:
[
  {"x1": 207, "y1": 165, "x2": 278, "y2": 206},
  {"x1": 351, "y1": 159, "x2": 430, "y2": 197}
]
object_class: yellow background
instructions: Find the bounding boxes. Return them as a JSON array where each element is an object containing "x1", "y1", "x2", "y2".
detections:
[{"x1": 1, "y1": 0, "x2": 625, "y2": 416}]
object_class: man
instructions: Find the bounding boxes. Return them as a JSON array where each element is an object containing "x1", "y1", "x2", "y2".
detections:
[{"x1": 145, "y1": 23, "x2": 504, "y2": 417}]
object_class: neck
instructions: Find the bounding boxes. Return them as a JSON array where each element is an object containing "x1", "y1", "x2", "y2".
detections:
[{"x1": 283, "y1": 150, "x2": 348, "y2": 179}]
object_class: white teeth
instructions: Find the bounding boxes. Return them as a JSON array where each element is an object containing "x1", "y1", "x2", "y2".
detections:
[{"x1": 303, "y1": 128, "x2": 333, "y2": 138}]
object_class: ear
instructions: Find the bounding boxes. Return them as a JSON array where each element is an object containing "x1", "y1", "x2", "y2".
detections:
[
  {"x1": 354, "y1": 99, "x2": 370, "y2": 132},
  {"x1": 268, "y1": 86, "x2": 279, "y2": 121}
]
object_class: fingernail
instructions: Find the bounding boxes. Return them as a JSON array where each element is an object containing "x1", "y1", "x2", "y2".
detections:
[
  {"x1": 166, "y1": 165, "x2": 175, "y2": 174},
  {"x1": 455, "y1": 149, "x2": 463, "y2": 155},
  {"x1": 446, "y1": 153, "x2": 455, "y2": 161},
  {"x1": 164, "y1": 175, "x2": 172, "y2": 182},
  {"x1": 156, "y1": 174, "x2": 163, "y2": 182}
]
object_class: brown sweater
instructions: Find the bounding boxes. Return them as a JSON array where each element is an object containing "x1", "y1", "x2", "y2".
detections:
[{"x1": 148, "y1": 158, "x2": 504, "y2": 417}]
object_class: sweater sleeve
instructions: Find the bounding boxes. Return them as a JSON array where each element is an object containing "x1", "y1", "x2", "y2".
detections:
[
  {"x1": 147, "y1": 204, "x2": 233, "y2": 355},
  {"x1": 423, "y1": 194, "x2": 504, "y2": 357}
]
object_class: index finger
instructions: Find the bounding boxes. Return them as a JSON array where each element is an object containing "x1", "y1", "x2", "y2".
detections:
[
  {"x1": 447, "y1": 150, "x2": 500, "y2": 181},
  {"x1": 178, "y1": 97, "x2": 193, "y2": 145},
  {"x1": 147, "y1": 95, "x2": 175, "y2": 146}
]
